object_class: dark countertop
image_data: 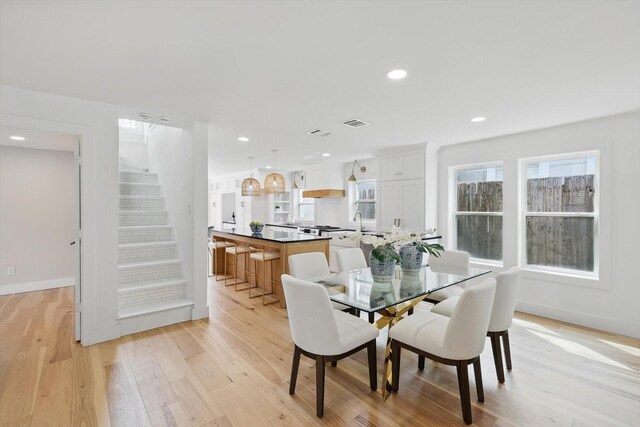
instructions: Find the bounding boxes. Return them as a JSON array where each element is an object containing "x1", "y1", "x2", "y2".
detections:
[
  {"x1": 265, "y1": 223, "x2": 298, "y2": 229},
  {"x1": 213, "y1": 227, "x2": 331, "y2": 243}
]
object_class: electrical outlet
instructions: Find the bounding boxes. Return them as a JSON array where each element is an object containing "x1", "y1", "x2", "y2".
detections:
[{"x1": 7, "y1": 267, "x2": 15, "y2": 276}]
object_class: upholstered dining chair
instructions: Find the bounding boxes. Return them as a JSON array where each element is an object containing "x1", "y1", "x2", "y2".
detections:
[
  {"x1": 288, "y1": 252, "x2": 355, "y2": 315},
  {"x1": 281, "y1": 274, "x2": 379, "y2": 418},
  {"x1": 389, "y1": 278, "x2": 497, "y2": 425},
  {"x1": 424, "y1": 249, "x2": 471, "y2": 303},
  {"x1": 335, "y1": 248, "x2": 368, "y2": 273},
  {"x1": 432, "y1": 267, "x2": 521, "y2": 383},
  {"x1": 335, "y1": 248, "x2": 369, "y2": 320}
]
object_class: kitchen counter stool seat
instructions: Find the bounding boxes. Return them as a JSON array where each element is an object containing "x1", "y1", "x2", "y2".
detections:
[
  {"x1": 248, "y1": 249, "x2": 281, "y2": 305},
  {"x1": 224, "y1": 244, "x2": 251, "y2": 290}
]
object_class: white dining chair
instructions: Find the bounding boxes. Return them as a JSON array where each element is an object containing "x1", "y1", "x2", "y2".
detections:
[
  {"x1": 425, "y1": 250, "x2": 470, "y2": 303},
  {"x1": 335, "y1": 248, "x2": 370, "y2": 321},
  {"x1": 389, "y1": 278, "x2": 496, "y2": 425},
  {"x1": 336, "y1": 248, "x2": 367, "y2": 273},
  {"x1": 431, "y1": 267, "x2": 521, "y2": 383},
  {"x1": 288, "y1": 252, "x2": 355, "y2": 314},
  {"x1": 281, "y1": 274, "x2": 379, "y2": 418}
]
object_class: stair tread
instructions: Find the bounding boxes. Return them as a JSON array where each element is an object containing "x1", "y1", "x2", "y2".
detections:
[
  {"x1": 119, "y1": 278, "x2": 187, "y2": 292},
  {"x1": 119, "y1": 195, "x2": 164, "y2": 199},
  {"x1": 118, "y1": 299, "x2": 193, "y2": 320},
  {"x1": 118, "y1": 258, "x2": 182, "y2": 269},
  {"x1": 119, "y1": 225, "x2": 172, "y2": 229},
  {"x1": 119, "y1": 241, "x2": 177, "y2": 248}
]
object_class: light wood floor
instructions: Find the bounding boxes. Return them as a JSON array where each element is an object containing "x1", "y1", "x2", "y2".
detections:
[{"x1": 1, "y1": 281, "x2": 639, "y2": 427}]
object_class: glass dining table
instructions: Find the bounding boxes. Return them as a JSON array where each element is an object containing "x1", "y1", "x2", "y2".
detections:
[{"x1": 315, "y1": 264, "x2": 491, "y2": 399}]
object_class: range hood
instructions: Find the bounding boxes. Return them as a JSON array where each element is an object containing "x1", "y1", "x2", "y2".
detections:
[{"x1": 302, "y1": 189, "x2": 345, "y2": 198}]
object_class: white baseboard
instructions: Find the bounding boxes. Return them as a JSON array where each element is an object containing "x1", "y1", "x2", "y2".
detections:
[
  {"x1": 191, "y1": 305, "x2": 210, "y2": 320},
  {"x1": 118, "y1": 305, "x2": 193, "y2": 336},
  {"x1": 516, "y1": 301, "x2": 640, "y2": 339},
  {"x1": 0, "y1": 277, "x2": 74, "y2": 296}
]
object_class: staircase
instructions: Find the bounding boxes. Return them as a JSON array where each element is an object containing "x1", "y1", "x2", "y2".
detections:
[{"x1": 117, "y1": 170, "x2": 192, "y2": 333}]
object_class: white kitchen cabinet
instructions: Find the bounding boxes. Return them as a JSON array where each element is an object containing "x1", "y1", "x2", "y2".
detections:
[
  {"x1": 378, "y1": 150, "x2": 424, "y2": 181},
  {"x1": 376, "y1": 178, "x2": 424, "y2": 232}
]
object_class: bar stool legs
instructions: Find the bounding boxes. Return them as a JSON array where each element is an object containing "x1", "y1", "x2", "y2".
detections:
[{"x1": 248, "y1": 250, "x2": 280, "y2": 305}]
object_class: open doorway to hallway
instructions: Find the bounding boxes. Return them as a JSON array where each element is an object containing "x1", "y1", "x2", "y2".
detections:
[{"x1": 0, "y1": 126, "x2": 82, "y2": 340}]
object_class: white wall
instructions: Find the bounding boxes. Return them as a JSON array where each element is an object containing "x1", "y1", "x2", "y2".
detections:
[
  {"x1": 0, "y1": 146, "x2": 75, "y2": 291},
  {"x1": 147, "y1": 123, "x2": 209, "y2": 319},
  {"x1": 119, "y1": 140, "x2": 148, "y2": 171},
  {"x1": 1, "y1": 85, "x2": 121, "y2": 345},
  {"x1": 437, "y1": 112, "x2": 640, "y2": 338}
]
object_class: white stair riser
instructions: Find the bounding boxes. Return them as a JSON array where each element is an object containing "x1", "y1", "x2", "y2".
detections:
[
  {"x1": 119, "y1": 227, "x2": 173, "y2": 244},
  {"x1": 119, "y1": 183, "x2": 162, "y2": 197},
  {"x1": 119, "y1": 197, "x2": 164, "y2": 210},
  {"x1": 119, "y1": 171, "x2": 158, "y2": 184},
  {"x1": 118, "y1": 283, "x2": 187, "y2": 308},
  {"x1": 119, "y1": 243, "x2": 177, "y2": 264},
  {"x1": 119, "y1": 263, "x2": 181, "y2": 285},
  {"x1": 119, "y1": 211, "x2": 169, "y2": 226}
]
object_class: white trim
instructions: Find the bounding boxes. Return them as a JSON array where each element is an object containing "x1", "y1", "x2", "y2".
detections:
[
  {"x1": 191, "y1": 305, "x2": 210, "y2": 319},
  {"x1": 516, "y1": 301, "x2": 640, "y2": 340},
  {"x1": 0, "y1": 277, "x2": 74, "y2": 296}
]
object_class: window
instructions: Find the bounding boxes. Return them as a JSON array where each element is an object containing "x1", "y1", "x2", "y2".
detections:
[
  {"x1": 296, "y1": 190, "x2": 315, "y2": 221},
  {"x1": 521, "y1": 153, "x2": 598, "y2": 275},
  {"x1": 349, "y1": 180, "x2": 376, "y2": 223},
  {"x1": 451, "y1": 164, "x2": 503, "y2": 262}
]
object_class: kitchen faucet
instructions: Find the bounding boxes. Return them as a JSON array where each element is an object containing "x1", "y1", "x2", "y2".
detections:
[{"x1": 353, "y1": 211, "x2": 363, "y2": 233}]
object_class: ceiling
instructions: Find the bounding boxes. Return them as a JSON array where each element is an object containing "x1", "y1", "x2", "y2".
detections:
[
  {"x1": 1, "y1": 1, "x2": 639, "y2": 177},
  {"x1": 0, "y1": 126, "x2": 78, "y2": 152}
]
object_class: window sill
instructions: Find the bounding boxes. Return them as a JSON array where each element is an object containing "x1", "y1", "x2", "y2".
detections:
[
  {"x1": 520, "y1": 267, "x2": 607, "y2": 290},
  {"x1": 470, "y1": 259, "x2": 504, "y2": 270}
]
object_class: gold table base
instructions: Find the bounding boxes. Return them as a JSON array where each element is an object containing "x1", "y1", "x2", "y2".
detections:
[{"x1": 374, "y1": 294, "x2": 429, "y2": 400}]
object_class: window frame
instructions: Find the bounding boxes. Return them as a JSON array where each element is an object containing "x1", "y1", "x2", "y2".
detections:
[
  {"x1": 348, "y1": 179, "x2": 377, "y2": 226},
  {"x1": 518, "y1": 150, "x2": 600, "y2": 279},
  {"x1": 449, "y1": 161, "x2": 504, "y2": 266},
  {"x1": 295, "y1": 189, "x2": 316, "y2": 223}
]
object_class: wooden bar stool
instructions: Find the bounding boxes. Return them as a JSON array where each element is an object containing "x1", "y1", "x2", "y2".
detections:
[
  {"x1": 224, "y1": 243, "x2": 251, "y2": 290},
  {"x1": 248, "y1": 248, "x2": 281, "y2": 305},
  {"x1": 208, "y1": 238, "x2": 231, "y2": 280}
]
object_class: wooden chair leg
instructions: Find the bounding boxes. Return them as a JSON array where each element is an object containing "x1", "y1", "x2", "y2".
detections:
[
  {"x1": 331, "y1": 360, "x2": 337, "y2": 367},
  {"x1": 489, "y1": 332, "x2": 505, "y2": 383},
  {"x1": 418, "y1": 355, "x2": 425, "y2": 371},
  {"x1": 289, "y1": 346, "x2": 301, "y2": 395},
  {"x1": 316, "y1": 355, "x2": 325, "y2": 418},
  {"x1": 408, "y1": 308, "x2": 414, "y2": 316},
  {"x1": 473, "y1": 358, "x2": 484, "y2": 402},
  {"x1": 391, "y1": 340, "x2": 401, "y2": 392},
  {"x1": 368, "y1": 312, "x2": 374, "y2": 323},
  {"x1": 456, "y1": 362, "x2": 473, "y2": 425},
  {"x1": 502, "y1": 331, "x2": 513, "y2": 370},
  {"x1": 367, "y1": 340, "x2": 377, "y2": 391}
]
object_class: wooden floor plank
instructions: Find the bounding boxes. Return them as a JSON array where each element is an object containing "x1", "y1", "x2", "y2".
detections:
[{"x1": 1, "y1": 281, "x2": 639, "y2": 426}]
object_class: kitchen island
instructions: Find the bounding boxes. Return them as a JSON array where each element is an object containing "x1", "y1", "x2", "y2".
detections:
[{"x1": 211, "y1": 228, "x2": 331, "y2": 308}]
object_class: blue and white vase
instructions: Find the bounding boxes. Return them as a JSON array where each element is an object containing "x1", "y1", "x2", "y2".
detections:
[
  {"x1": 399, "y1": 245, "x2": 423, "y2": 271},
  {"x1": 369, "y1": 253, "x2": 396, "y2": 282}
]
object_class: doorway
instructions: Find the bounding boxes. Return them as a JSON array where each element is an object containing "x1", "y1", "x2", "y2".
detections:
[{"x1": 0, "y1": 126, "x2": 82, "y2": 340}]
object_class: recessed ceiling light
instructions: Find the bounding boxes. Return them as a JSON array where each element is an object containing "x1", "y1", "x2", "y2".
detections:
[
  {"x1": 387, "y1": 69, "x2": 407, "y2": 80},
  {"x1": 139, "y1": 113, "x2": 152, "y2": 120},
  {"x1": 265, "y1": 165, "x2": 272, "y2": 169},
  {"x1": 238, "y1": 137, "x2": 249, "y2": 142},
  {"x1": 322, "y1": 153, "x2": 331, "y2": 157},
  {"x1": 159, "y1": 117, "x2": 170, "y2": 122},
  {"x1": 471, "y1": 117, "x2": 486, "y2": 123},
  {"x1": 10, "y1": 135, "x2": 26, "y2": 141}
]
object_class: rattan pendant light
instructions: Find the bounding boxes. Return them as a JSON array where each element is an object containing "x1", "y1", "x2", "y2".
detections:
[
  {"x1": 241, "y1": 157, "x2": 261, "y2": 196},
  {"x1": 264, "y1": 150, "x2": 286, "y2": 194}
]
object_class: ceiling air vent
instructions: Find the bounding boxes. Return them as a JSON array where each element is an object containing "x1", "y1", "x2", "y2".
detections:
[
  {"x1": 341, "y1": 118, "x2": 370, "y2": 128},
  {"x1": 307, "y1": 129, "x2": 322, "y2": 135}
]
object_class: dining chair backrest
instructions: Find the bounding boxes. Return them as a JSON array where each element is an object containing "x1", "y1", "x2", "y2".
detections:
[
  {"x1": 281, "y1": 274, "x2": 341, "y2": 355},
  {"x1": 288, "y1": 252, "x2": 331, "y2": 281},
  {"x1": 488, "y1": 267, "x2": 521, "y2": 332},
  {"x1": 336, "y1": 248, "x2": 367, "y2": 273},
  {"x1": 428, "y1": 250, "x2": 470, "y2": 275},
  {"x1": 443, "y1": 278, "x2": 496, "y2": 360}
]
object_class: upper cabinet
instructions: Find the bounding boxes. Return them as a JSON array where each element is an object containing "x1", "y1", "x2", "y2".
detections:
[{"x1": 378, "y1": 150, "x2": 425, "y2": 181}]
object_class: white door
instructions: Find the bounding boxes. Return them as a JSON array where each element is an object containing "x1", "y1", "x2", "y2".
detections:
[
  {"x1": 378, "y1": 156, "x2": 399, "y2": 181},
  {"x1": 377, "y1": 180, "x2": 398, "y2": 231},
  {"x1": 398, "y1": 179, "x2": 425, "y2": 232},
  {"x1": 398, "y1": 151, "x2": 424, "y2": 180}
]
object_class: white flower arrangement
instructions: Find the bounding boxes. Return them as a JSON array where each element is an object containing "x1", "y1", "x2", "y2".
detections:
[{"x1": 345, "y1": 226, "x2": 437, "y2": 249}]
